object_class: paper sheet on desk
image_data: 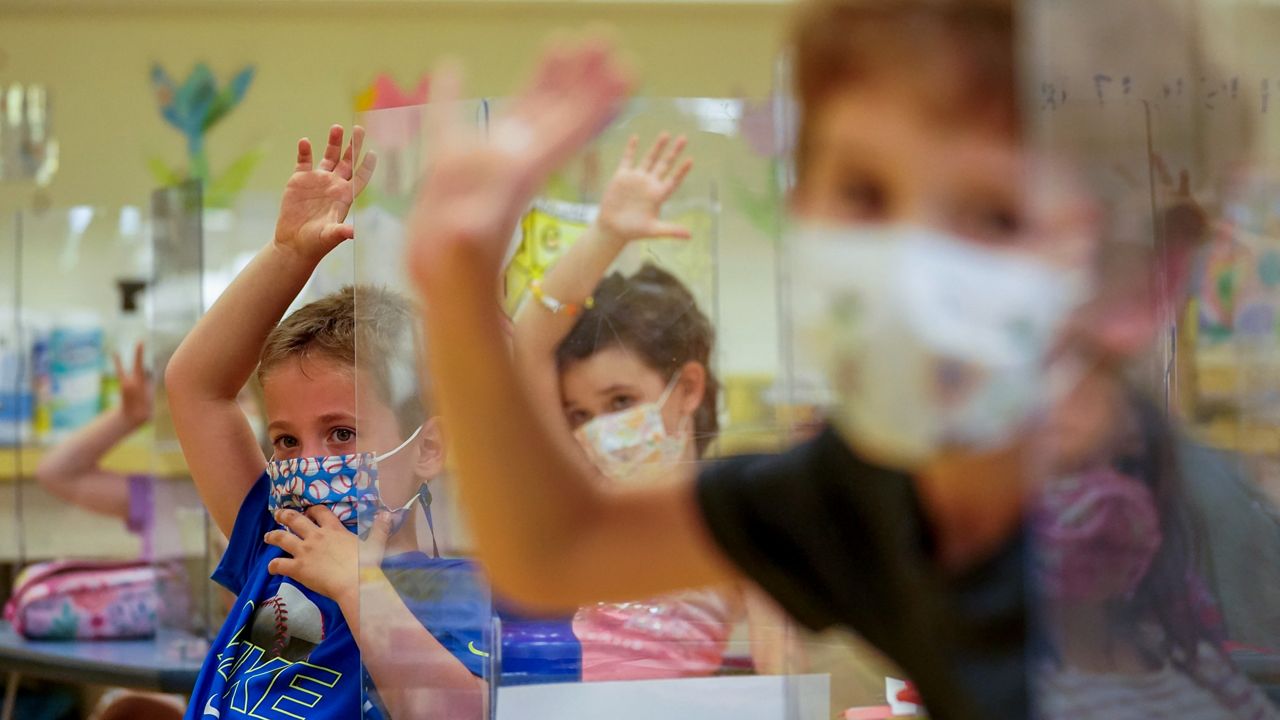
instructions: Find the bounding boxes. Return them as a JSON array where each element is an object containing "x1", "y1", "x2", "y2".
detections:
[{"x1": 496, "y1": 674, "x2": 830, "y2": 720}]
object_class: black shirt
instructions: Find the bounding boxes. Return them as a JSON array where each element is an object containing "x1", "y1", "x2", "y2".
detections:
[{"x1": 696, "y1": 426, "x2": 1027, "y2": 720}]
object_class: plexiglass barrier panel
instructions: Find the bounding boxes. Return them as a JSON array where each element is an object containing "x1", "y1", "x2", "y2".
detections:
[
  {"x1": 353, "y1": 99, "x2": 494, "y2": 720},
  {"x1": 1, "y1": 211, "x2": 20, "y2": 580},
  {"x1": 3, "y1": 193, "x2": 212, "y2": 645},
  {"x1": 17, "y1": 203, "x2": 160, "y2": 559},
  {"x1": 769, "y1": 2, "x2": 1280, "y2": 718},
  {"x1": 1024, "y1": 0, "x2": 1280, "y2": 716},
  {"x1": 353, "y1": 97, "x2": 834, "y2": 718},
  {"x1": 151, "y1": 182, "x2": 220, "y2": 638},
  {"x1": 498, "y1": 95, "x2": 736, "y2": 700}
]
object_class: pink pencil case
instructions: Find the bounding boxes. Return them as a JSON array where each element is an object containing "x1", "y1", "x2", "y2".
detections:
[{"x1": 3, "y1": 559, "x2": 163, "y2": 640}]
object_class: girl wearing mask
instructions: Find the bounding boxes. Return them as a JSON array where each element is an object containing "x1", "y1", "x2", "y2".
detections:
[
  {"x1": 513, "y1": 134, "x2": 788, "y2": 680},
  {"x1": 1033, "y1": 400, "x2": 1277, "y2": 719}
]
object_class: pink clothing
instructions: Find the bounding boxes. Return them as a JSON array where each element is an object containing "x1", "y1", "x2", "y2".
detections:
[{"x1": 573, "y1": 588, "x2": 737, "y2": 681}]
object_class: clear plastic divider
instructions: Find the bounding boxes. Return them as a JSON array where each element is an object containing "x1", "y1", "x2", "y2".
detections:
[
  {"x1": 1025, "y1": 0, "x2": 1280, "y2": 716},
  {"x1": 352, "y1": 95, "x2": 831, "y2": 718}
]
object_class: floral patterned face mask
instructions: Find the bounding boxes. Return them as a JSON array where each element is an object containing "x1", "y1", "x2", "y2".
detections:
[
  {"x1": 265, "y1": 426, "x2": 439, "y2": 554},
  {"x1": 573, "y1": 374, "x2": 690, "y2": 482}
]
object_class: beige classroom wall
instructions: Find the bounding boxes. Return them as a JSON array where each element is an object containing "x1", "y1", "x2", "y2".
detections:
[{"x1": 0, "y1": 0, "x2": 790, "y2": 215}]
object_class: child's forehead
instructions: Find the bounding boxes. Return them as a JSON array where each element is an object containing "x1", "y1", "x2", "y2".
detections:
[
  {"x1": 261, "y1": 357, "x2": 375, "y2": 401},
  {"x1": 565, "y1": 345, "x2": 660, "y2": 381},
  {"x1": 813, "y1": 82, "x2": 1020, "y2": 160},
  {"x1": 262, "y1": 354, "x2": 355, "y2": 390},
  {"x1": 261, "y1": 359, "x2": 402, "y2": 426}
]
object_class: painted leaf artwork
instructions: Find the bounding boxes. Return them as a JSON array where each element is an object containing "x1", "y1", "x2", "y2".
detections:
[{"x1": 149, "y1": 62, "x2": 258, "y2": 207}]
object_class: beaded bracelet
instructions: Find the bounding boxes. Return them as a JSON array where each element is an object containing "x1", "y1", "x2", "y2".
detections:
[{"x1": 530, "y1": 279, "x2": 595, "y2": 317}]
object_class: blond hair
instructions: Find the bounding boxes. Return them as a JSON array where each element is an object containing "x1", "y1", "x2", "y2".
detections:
[{"x1": 258, "y1": 285, "x2": 426, "y2": 432}]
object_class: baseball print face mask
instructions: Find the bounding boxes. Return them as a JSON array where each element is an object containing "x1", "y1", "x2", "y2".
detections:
[{"x1": 265, "y1": 426, "x2": 439, "y2": 552}]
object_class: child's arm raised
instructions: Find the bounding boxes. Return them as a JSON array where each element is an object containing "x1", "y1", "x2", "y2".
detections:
[
  {"x1": 407, "y1": 41, "x2": 736, "y2": 612},
  {"x1": 166, "y1": 126, "x2": 375, "y2": 537},
  {"x1": 35, "y1": 342, "x2": 152, "y2": 520},
  {"x1": 512, "y1": 133, "x2": 692, "y2": 417}
]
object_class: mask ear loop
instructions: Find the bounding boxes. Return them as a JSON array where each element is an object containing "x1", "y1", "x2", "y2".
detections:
[
  {"x1": 374, "y1": 425, "x2": 424, "y2": 463},
  {"x1": 658, "y1": 372, "x2": 695, "y2": 448},
  {"x1": 371, "y1": 425, "x2": 440, "y2": 557},
  {"x1": 656, "y1": 372, "x2": 682, "y2": 409}
]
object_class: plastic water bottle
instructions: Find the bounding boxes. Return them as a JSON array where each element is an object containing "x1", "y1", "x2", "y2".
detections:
[
  {"x1": 48, "y1": 312, "x2": 104, "y2": 441},
  {"x1": 0, "y1": 311, "x2": 34, "y2": 446}
]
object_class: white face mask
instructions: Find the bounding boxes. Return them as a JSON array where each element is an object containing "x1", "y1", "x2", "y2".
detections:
[
  {"x1": 573, "y1": 374, "x2": 690, "y2": 482},
  {"x1": 789, "y1": 224, "x2": 1087, "y2": 469}
]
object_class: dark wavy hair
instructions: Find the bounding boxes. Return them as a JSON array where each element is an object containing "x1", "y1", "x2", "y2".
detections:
[{"x1": 556, "y1": 263, "x2": 719, "y2": 456}]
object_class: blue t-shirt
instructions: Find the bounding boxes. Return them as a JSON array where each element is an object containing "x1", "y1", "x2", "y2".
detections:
[{"x1": 186, "y1": 475, "x2": 490, "y2": 720}]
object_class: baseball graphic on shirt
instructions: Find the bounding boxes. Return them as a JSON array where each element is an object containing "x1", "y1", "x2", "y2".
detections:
[{"x1": 249, "y1": 581, "x2": 325, "y2": 663}]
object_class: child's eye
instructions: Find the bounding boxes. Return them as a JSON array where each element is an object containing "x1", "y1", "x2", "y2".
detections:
[
  {"x1": 565, "y1": 409, "x2": 591, "y2": 429},
  {"x1": 273, "y1": 435, "x2": 299, "y2": 450},
  {"x1": 839, "y1": 177, "x2": 888, "y2": 220},
  {"x1": 329, "y1": 427, "x2": 357, "y2": 444},
  {"x1": 976, "y1": 206, "x2": 1023, "y2": 241},
  {"x1": 609, "y1": 395, "x2": 636, "y2": 412}
]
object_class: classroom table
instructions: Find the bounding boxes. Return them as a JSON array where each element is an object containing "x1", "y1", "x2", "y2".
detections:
[{"x1": 0, "y1": 621, "x2": 205, "y2": 720}]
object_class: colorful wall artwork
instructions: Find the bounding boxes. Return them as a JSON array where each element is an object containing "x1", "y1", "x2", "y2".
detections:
[{"x1": 148, "y1": 62, "x2": 258, "y2": 207}]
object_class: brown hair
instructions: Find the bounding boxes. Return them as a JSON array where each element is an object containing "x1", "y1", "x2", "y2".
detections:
[
  {"x1": 258, "y1": 285, "x2": 425, "y2": 433},
  {"x1": 556, "y1": 264, "x2": 720, "y2": 456},
  {"x1": 791, "y1": 0, "x2": 1016, "y2": 180}
]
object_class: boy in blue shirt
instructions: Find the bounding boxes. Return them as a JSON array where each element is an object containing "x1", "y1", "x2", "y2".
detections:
[{"x1": 166, "y1": 124, "x2": 489, "y2": 719}]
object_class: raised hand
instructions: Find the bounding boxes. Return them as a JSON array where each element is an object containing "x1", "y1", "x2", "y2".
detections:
[
  {"x1": 274, "y1": 125, "x2": 378, "y2": 260},
  {"x1": 597, "y1": 133, "x2": 693, "y2": 243},
  {"x1": 408, "y1": 37, "x2": 632, "y2": 285},
  {"x1": 114, "y1": 341, "x2": 153, "y2": 427}
]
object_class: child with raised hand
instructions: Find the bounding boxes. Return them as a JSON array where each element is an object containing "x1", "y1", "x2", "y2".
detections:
[
  {"x1": 405, "y1": 5, "x2": 1280, "y2": 718},
  {"x1": 513, "y1": 133, "x2": 740, "y2": 679},
  {"x1": 166, "y1": 125, "x2": 487, "y2": 720},
  {"x1": 37, "y1": 343, "x2": 188, "y2": 720},
  {"x1": 36, "y1": 341, "x2": 156, "y2": 549}
]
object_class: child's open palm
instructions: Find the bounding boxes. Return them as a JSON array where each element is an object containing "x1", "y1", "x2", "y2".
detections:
[
  {"x1": 408, "y1": 38, "x2": 631, "y2": 281},
  {"x1": 598, "y1": 133, "x2": 693, "y2": 243},
  {"x1": 274, "y1": 125, "x2": 377, "y2": 258}
]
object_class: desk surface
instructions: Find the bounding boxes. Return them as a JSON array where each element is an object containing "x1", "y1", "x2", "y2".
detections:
[{"x1": 0, "y1": 622, "x2": 205, "y2": 693}]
